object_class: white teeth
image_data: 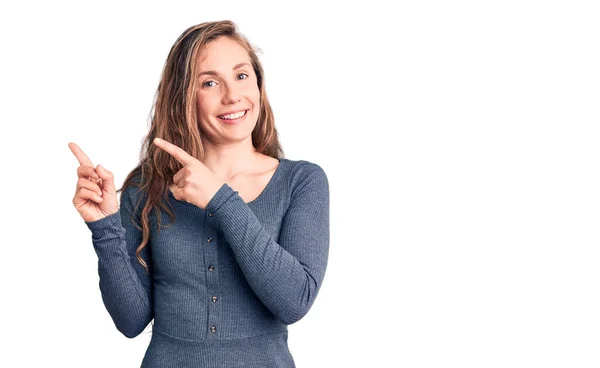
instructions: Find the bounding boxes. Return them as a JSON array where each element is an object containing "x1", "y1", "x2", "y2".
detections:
[{"x1": 219, "y1": 110, "x2": 246, "y2": 120}]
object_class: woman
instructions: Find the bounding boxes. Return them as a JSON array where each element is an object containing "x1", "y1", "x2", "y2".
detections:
[{"x1": 69, "y1": 20, "x2": 330, "y2": 367}]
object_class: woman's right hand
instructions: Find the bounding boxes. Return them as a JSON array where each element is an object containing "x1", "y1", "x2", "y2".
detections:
[{"x1": 69, "y1": 142, "x2": 119, "y2": 223}]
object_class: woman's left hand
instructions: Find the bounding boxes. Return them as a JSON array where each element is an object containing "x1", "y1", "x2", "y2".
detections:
[{"x1": 153, "y1": 137, "x2": 224, "y2": 210}]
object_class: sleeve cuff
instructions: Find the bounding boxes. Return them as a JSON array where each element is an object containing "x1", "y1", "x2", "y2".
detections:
[
  {"x1": 205, "y1": 183, "x2": 238, "y2": 216},
  {"x1": 85, "y1": 211, "x2": 123, "y2": 240}
]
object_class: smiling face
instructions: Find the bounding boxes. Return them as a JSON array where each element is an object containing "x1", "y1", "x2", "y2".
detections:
[{"x1": 195, "y1": 36, "x2": 260, "y2": 146}]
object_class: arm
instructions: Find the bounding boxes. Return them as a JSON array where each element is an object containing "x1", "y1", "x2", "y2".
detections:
[
  {"x1": 85, "y1": 183, "x2": 153, "y2": 338},
  {"x1": 206, "y1": 162, "x2": 330, "y2": 325}
]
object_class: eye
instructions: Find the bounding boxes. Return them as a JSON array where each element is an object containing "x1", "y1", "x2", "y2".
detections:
[
  {"x1": 202, "y1": 80, "x2": 216, "y2": 88},
  {"x1": 202, "y1": 73, "x2": 249, "y2": 88}
]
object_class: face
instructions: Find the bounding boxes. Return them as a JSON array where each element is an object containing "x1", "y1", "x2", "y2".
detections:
[{"x1": 195, "y1": 36, "x2": 260, "y2": 145}]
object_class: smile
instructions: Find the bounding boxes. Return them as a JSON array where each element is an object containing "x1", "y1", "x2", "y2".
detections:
[{"x1": 217, "y1": 109, "x2": 248, "y2": 124}]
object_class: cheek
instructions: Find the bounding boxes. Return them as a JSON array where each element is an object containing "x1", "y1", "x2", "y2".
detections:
[
  {"x1": 248, "y1": 87, "x2": 260, "y2": 107},
  {"x1": 196, "y1": 95, "x2": 215, "y2": 115}
]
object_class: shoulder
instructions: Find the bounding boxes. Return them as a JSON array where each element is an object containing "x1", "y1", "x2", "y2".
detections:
[
  {"x1": 120, "y1": 170, "x2": 148, "y2": 205},
  {"x1": 281, "y1": 158, "x2": 329, "y2": 198},
  {"x1": 281, "y1": 158, "x2": 327, "y2": 179}
]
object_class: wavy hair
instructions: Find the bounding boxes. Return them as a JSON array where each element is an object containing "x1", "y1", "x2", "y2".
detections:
[{"x1": 116, "y1": 20, "x2": 284, "y2": 274}]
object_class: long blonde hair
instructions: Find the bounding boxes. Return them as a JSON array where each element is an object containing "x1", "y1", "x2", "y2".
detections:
[{"x1": 117, "y1": 20, "x2": 284, "y2": 274}]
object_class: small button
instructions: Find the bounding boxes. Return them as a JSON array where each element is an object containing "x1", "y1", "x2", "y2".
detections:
[
  {"x1": 208, "y1": 213, "x2": 214, "y2": 217},
  {"x1": 207, "y1": 237, "x2": 213, "y2": 243},
  {"x1": 208, "y1": 265, "x2": 215, "y2": 271},
  {"x1": 210, "y1": 325, "x2": 216, "y2": 333},
  {"x1": 212, "y1": 296, "x2": 218, "y2": 302}
]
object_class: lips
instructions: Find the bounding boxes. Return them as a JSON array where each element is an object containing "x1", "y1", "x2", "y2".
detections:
[
  {"x1": 217, "y1": 109, "x2": 248, "y2": 124},
  {"x1": 218, "y1": 109, "x2": 247, "y2": 118}
]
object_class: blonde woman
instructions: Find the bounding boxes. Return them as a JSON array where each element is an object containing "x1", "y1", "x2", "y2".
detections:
[{"x1": 69, "y1": 20, "x2": 329, "y2": 367}]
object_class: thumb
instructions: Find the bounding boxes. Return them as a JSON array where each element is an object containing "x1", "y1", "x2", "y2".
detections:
[{"x1": 96, "y1": 164, "x2": 117, "y2": 193}]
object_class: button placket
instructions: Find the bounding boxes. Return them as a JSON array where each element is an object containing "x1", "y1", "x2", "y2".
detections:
[{"x1": 205, "y1": 210, "x2": 220, "y2": 339}]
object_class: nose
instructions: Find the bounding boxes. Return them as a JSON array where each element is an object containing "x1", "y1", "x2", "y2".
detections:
[{"x1": 222, "y1": 82, "x2": 241, "y2": 105}]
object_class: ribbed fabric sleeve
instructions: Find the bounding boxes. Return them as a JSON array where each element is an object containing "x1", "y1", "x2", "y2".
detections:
[
  {"x1": 205, "y1": 162, "x2": 330, "y2": 325},
  {"x1": 85, "y1": 184, "x2": 154, "y2": 338}
]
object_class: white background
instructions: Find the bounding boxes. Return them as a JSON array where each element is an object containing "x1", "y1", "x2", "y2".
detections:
[{"x1": 1, "y1": 0, "x2": 599, "y2": 367}]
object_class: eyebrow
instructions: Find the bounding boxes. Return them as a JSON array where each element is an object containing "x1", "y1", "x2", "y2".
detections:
[{"x1": 197, "y1": 62, "x2": 251, "y2": 78}]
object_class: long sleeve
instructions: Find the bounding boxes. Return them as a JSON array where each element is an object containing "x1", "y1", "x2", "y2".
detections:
[
  {"x1": 205, "y1": 162, "x2": 330, "y2": 325},
  {"x1": 85, "y1": 183, "x2": 153, "y2": 338}
]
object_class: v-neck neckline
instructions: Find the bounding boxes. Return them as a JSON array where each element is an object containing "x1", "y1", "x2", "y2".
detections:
[{"x1": 167, "y1": 158, "x2": 286, "y2": 207}]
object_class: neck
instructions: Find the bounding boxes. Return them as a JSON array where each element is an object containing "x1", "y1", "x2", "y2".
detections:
[{"x1": 202, "y1": 140, "x2": 260, "y2": 181}]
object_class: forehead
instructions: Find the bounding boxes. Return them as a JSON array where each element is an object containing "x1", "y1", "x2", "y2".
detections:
[{"x1": 198, "y1": 37, "x2": 250, "y2": 68}]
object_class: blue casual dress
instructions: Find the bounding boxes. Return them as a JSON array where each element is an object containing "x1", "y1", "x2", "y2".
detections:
[{"x1": 85, "y1": 158, "x2": 330, "y2": 367}]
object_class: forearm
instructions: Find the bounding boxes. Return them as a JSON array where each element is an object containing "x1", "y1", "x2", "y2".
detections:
[
  {"x1": 86, "y1": 211, "x2": 153, "y2": 338},
  {"x1": 206, "y1": 181, "x2": 329, "y2": 325}
]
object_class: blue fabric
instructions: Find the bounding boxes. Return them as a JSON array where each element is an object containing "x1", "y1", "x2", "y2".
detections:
[{"x1": 85, "y1": 158, "x2": 329, "y2": 367}]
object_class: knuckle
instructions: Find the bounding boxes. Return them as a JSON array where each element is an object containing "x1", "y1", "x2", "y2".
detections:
[{"x1": 77, "y1": 166, "x2": 94, "y2": 177}]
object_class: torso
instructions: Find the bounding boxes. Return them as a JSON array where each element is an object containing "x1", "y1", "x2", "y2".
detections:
[{"x1": 226, "y1": 155, "x2": 280, "y2": 204}]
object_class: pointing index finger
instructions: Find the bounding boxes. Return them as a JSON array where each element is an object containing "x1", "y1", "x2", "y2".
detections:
[
  {"x1": 68, "y1": 142, "x2": 94, "y2": 167},
  {"x1": 154, "y1": 138, "x2": 193, "y2": 165}
]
